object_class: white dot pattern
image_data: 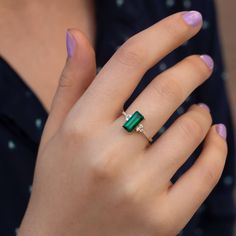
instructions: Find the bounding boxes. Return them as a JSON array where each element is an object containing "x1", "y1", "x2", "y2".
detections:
[
  {"x1": 222, "y1": 71, "x2": 229, "y2": 80},
  {"x1": 116, "y1": 0, "x2": 124, "y2": 7},
  {"x1": 223, "y1": 176, "x2": 233, "y2": 186},
  {"x1": 158, "y1": 126, "x2": 166, "y2": 134},
  {"x1": 177, "y1": 106, "x2": 185, "y2": 115},
  {"x1": 0, "y1": 1, "x2": 234, "y2": 235},
  {"x1": 166, "y1": 0, "x2": 175, "y2": 7},
  {"x1": 28, "y1": 185, "x2": 32, "y2": 193},
  {"x1": 35, "y1": 118, "x2": 42, "y2": 129},
  {"x1": 183, "y1": 0, "x2": 192, "y2": 9},
  {"x1": 203, "y1": 20, "x2": 210, "y2": 30},
  {"x1": 8, "y1": 140, "x2": 16, "y2": 150},
  {"x1": 159, "y1": 63, "x2": 167, "y2": 71}
]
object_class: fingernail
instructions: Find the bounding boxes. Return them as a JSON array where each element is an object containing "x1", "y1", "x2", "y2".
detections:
[
  {"x1": 183, "y1": 11, "x2": 202, "y2": 27},
  {"x1": 198, "y1": 103, "x2": 210, "y2": 112},
  {"x1": 216, "y1": 124, "x2": 227, "y2": 140},
  {"x1": 200, "y1": 55, "x2": 214, "y2": 70},
  {"x1": 66, "y1": 31, "x2": 75, "y2": 57}
]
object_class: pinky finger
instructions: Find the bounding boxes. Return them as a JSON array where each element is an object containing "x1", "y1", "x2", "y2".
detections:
[{"x1": 166, "y1": 124, "x2": 228, "y2": 232}]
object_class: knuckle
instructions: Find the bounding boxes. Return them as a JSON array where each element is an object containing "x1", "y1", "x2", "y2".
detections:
[
  {"x1": 90, "y1": 157, "x2": 114, "y2": 181},
  {"x1": 211, "y1": 131, "x2": 228, "y2": 159},
  {"x1": 119, "y1": 181, "x2": 142, "y2": 206},
  {"x1": 173, "y1": 124, "x2": 227, "y2": 194},
  {"x1": 59, "y1": 68, "x2": 73, "y2": 88},
  {"x1": 166, "y1": 18, "x2": 189, "y2": 39},
  {"x1": 89, "y1": 146, "x2": 119, "y2": 181},
  {"x1": 218, "y1": 140, "x2": 228, "y2": 158},
  {"x1": 205, "y1": 166, "x2": 219, "y2": 186},
  {"x1": 194, "y1": 105, "x2": 213, "y2": 127},
  {"x1": 202, "y1": 148, "x2": 226, "y2": 188},
  {"x1": 164, "y1": 13, "x2": 192, "y2": 42},
  {"x1": 151, "y1": 78, "x2": 183, "y2": 103},
  {"x1": 205, "y1": 109, "x2": 213, "y2": 125},
  {"x1": 60, "y1": 118, "x2": 90, "y2": 142},
  {"x1": 179, "y1": 115, "x2": 205, "y2": 141},
  {"x1": 115, "y1": 37, "x2": 146, "y2": 68},
  {"x1": 185, "y1": 55, "x2": 211, "y2": 77},
  {"x1": 201, "y1": 161, "x2": 223, "y2": 188}
]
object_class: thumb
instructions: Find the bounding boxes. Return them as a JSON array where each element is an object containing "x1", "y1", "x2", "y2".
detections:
[{"x1": 38, "y1": 29, "x2": 96, "y2": 154}]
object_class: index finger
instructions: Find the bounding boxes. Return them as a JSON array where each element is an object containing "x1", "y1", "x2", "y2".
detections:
[{"x1": 72, "y1": 11, "x2": 203, "y2": 122}]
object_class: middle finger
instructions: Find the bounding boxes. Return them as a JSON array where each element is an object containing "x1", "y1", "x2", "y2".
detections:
[{"x1": 114, "y1": 54, "x2": 214, "y2": 149}]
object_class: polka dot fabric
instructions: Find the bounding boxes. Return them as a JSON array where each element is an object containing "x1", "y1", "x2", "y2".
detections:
[{"x1": 0, "y1": 0, "x2": 235, "y2": 235}]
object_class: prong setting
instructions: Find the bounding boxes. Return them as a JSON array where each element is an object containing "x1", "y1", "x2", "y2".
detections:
[{"x1": 122, "y1": 111, "x2": 153, "y2": 143}]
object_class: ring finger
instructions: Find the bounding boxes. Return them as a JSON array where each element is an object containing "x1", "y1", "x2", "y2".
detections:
[
  {"x1": 117, "y1": 104, "x2": 212, "y2": 202},
  {"x1": 114, "y1": 54, "x2": 214, "y2": 149},
  {"x1": 143, "y1": 103, "x2": 212, "y2": 185}
]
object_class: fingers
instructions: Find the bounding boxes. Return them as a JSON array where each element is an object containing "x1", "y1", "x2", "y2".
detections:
[
  {"x1": 38, "y1": 29, "x2": 96, "y2": 154},
  {"x1": 109, "y1": 103, "x2": 212, "y2": 203},
  {"x1": 143, "y1": 104, "x2": 212, "y2": 184},
  {"x1": 71, "y1": 11, "x2": 203, "y2": 123},
  {"x1": 165, "y1": 124, "x2": 227, "y2": 231},
  {"x1": 118, "y1": 54, "x2": 214, "y2": 148}
]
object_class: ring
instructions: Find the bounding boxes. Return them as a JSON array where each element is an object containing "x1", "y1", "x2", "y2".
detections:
[{"x1": 122, "y1": 111, "x2": 153, "y2": 143}]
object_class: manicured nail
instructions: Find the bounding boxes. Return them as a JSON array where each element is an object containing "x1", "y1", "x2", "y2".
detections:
[
  {"x1": 183, "y1": 11, "x2": 203, "y2": 27},
  {"x1": 216, "y1": 124, "x2": 227, "y2": 140},
  {"x1": 66, "y1": 31, "x2": 75, "y2": 57},
  {"x1": 200, "y1": 55, "x2": 214, "y2": 70},
  {"x1": 198, "y1": 103, "x2": 210, "y2": 112}
]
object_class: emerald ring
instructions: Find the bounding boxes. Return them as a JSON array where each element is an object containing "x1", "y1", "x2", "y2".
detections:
[{"x1": 122, "y1": 111, "x2": 153, "y2": 143}]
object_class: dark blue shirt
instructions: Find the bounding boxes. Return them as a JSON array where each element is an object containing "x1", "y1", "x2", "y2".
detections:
[{"x1": 0, "y1": 0, "x2": 235, "y2": 235}]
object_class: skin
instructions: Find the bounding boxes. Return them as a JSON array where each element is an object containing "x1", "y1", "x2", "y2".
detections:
[
  {"x1": 15, "y1": 10, "x2": 228, "y2": 236},
  {"x1": 0, "y1": 0, "x2": 95, "y2": 111}
]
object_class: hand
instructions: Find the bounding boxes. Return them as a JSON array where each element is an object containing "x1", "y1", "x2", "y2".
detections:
[{"x1": 19, "y1": 11, "x2": 227, "y2": 236}]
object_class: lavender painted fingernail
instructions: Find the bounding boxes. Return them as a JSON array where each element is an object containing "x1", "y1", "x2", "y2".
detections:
[
  {"x1": 200, "y1": 55, "x2": 214, "y2": 70},
  {"x1": 216, "y1": 124, "x2": 227, "y2": 140},
  {"x1": 183, "y1": 11, "x2": 203, "y2": 27},
  {"x1": 198, "y1": 103, "x2": 210, "y2": 112},
  {"x1": 66, "y1": 31, "x2": 75, "y2": 57}
]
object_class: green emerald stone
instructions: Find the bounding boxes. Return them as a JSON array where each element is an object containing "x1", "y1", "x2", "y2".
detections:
[{"x1": 123, "y1": 111, "x2": 144, "y2": 132}]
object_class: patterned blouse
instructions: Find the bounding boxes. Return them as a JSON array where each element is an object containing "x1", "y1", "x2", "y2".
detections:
[{"x1": 0, "y1": 0, "x2": 235, "y2": 235}]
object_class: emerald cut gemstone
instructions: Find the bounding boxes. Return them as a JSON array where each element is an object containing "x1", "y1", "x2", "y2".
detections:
[{"x1": 123, "y1": 111, "x2": 144, "y2": 132}]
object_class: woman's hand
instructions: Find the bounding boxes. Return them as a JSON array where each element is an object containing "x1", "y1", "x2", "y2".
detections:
[{"x1": 19, "y1": 11, "x2": 227, "y2": 236}]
